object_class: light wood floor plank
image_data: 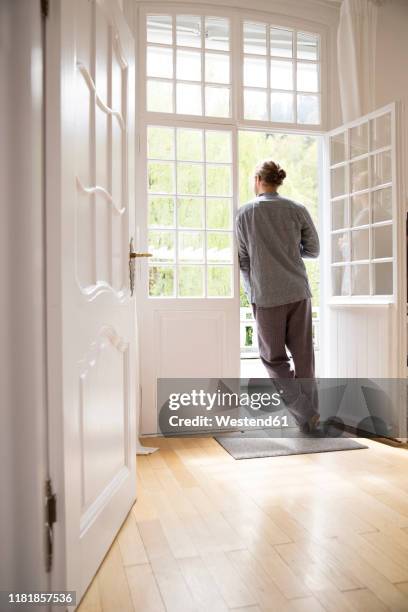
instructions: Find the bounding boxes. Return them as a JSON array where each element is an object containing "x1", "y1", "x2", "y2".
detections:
[{"x1": 125, "y1": 564, "x2": 166, "y2": 612}]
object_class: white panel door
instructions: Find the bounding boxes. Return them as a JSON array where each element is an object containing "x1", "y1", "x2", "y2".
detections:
[{"x1": 47, "y1": 0, "x2": 137, "y2": 601}]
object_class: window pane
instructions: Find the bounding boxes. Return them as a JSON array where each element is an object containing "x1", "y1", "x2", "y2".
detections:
[
  {"x1": 206, "y1": 198, "x2": 232, "y2": 229},
  {"x1": 270, "y1": 60, "x2": 293, "y2": 90},
  {"x1": 177, "y1": 129, "x2": 203, "y2": 161},
  {"x1": 372, "y1": 151, "x2": 392, "y2": 187},
  {"x1": 351, "y1": 193, "x2": 369, "y2": 227},
  {"x1": 147, "y1": 15, "x2": 172, "y2": 45},
  {"x1": 297, "y1": 62, "x2": 318, "y2": 92},
  {"x1": 177, "y1": 197, "x2": 204, "y2": 228},
  {"x1": 370, "y1": 113, "x2": 391, "y2": 151},
  {"x1": 207, "y1": 232, "x2": 233, "y2": 263},
  {"x1": 208, "y1": 266, "x2": 232, "y2": 297},
  {"x1": 351, "y1": 264, "x2": 369, "y2": 295},
  {"x1": 332, "y1": 232, "x2": 349, "y2": 263},
  {"x1": 148, "y1": 162, "x2": 175, "y2": 193},
  {"x1": 297, "y1": 94, "x2": 319, "y2": 124},
  {"x1": 372, "y1": 188, "x2": 392, "y2": 223},
  {"x1": 147, "y1": 46, "x2": 173, "y2": 78},
  {"x1": 148, "y1": 196, "x2": 175, "y2": 227},
  {"x1": 206, "y1": 165, "x2": 232, "y2": 196},
  {"x1": 149, "y1": 230, "x2": 175, "y2": 261},
  {"x1": 206, "y1": 131, "x2": 232, "y2": 163},
  {"x1": 350, "y1": 123, "x2": 368, "y2": 158},
  {"x1": 372, "y1": 262, "x2": 393, "y2": 295},
  {"x1": 205, "y1": 17, "x2": 229, "y2": 51},
  {"x1": 297, "y1": 32, "x2": 318, "y2": 60},
  {"x1": 372, "y1": 224, "x2": 392, "y2": 259},
  {"x1": 350, "y1": 158, "x2": 369, "y2": 193},
  {"x1": 178, "y1": 265, "x2": 204, "y2": 297},
  {"x1": 176, "y1": 50, "x2": 201, "y2": 81},
  {"x1": 271, "y1": 92, "x2": 294, "y2": 122},
  {"x1": 244, "y1": 89, "x2": 268, "y2": 120},
  {"x1": 176, "y1": 83, "x2": 202, "y2": 115},
  {"x1": 147, "y1": 126, "x2": 174, "y2": 159},
  {"x1": 205, "y1": 53, "x2": 230, "y2": 84},
  {"x1": 149, "y1": 265, "x2": 175, "y2": 296},
  {"x1": 244, "y1": 22, "x2": 266, "y2": 55},
  {"x1": 331, "y1": 198, "x2": 347, "y2": 230},
  {"x1": 147, "y1": 81, "x2": 173, "y2": 113},
  {"x1": 351, "y1": 228, "x2": 369, "y2": 261},
  {"x1": 205, "y1": 86, "x2": 230, "y2": 117},
  {"x1": 177, "y1": 163, "x2": 204, "y2": 195},
  {"x1": 176, "y1": 15, "x2": 201, "y2": 48},
  {"x1": 179, "y1": 231, "x2": 204, "y2": 262},
  {"x1": 330, "y1": 131, "x2": 347, "y2": 165},
  {"x1": 244, "y1": 57, "x2": 267, "y2": 88},
  {"x1": 270, "y1": 28, "x2": 293, "y2": 57},
  {"x1": 332, "y1": 265, "x2": 349, "y2": 296},
  {"x1": 331, "y1": 165, "x2": 347, "y2": 198}
]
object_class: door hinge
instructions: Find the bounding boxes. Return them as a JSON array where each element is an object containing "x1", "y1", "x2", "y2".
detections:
[
  {"x1": 41, "y1": 0, "x2": 49, "y2": 18},
  {"x1": 45, "y1": 478, "x2": 57, "y2": 573}
]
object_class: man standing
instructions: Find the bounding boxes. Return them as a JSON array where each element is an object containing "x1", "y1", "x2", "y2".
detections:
[{"x1": 236, "y1": 159, "x2": 320, "y2": 433}]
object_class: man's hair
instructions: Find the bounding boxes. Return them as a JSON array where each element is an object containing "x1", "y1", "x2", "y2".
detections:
[{"x1": 255, "y1": 159, "x2": 287, "y2": 187}]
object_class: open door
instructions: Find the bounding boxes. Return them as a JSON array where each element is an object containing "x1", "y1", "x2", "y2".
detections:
[
  {"x1": 323, "y1": 103, "x2": 406, "y2": 381},
  {"x1": 46, "y1": 0, "x2": 137, "y2": 601}
]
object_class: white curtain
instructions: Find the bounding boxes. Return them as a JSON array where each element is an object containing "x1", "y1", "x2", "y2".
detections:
[{"x1": 337, "y1": 0, "x2": 380, "y2": 122}]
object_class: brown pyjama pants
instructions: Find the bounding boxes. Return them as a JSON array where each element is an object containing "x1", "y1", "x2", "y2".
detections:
[{"x1": 252, "y1": 298, "x2": 319, "y2": 425}]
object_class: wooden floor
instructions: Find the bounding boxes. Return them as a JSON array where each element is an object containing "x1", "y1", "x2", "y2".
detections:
[{"x1": 78, "y1": 437, "x2": 408, "y2": 612}]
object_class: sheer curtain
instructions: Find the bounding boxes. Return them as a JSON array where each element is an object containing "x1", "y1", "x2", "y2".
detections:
[{"x1": 337, "y1": 0, "x2": 380, "y2": 122}]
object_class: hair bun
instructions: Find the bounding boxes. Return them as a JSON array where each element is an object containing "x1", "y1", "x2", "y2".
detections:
[{"x1": 255, "y1": 159, "x2": 287, "y2": 187}]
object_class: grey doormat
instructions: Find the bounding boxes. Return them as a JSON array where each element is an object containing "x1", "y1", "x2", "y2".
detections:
[{"x1": 214, "y1": 433, "x2": 367, "y2": 459}]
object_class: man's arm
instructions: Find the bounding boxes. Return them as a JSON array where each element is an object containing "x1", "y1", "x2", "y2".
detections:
[
  {"x1": 235, "y1": 215, "x2": 251, "y2": 297},
  {"x1": 300, "y1": 207, "x2": 320, "y2": 258}
]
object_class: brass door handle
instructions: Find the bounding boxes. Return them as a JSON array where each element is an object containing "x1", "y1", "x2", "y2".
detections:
[{"x1": 129, "y1": 252, "x2": 153, "y2": 258}]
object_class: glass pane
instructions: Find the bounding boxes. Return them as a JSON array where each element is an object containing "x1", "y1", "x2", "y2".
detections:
[
  {"x1": 372, "y1": 262, "x2": 393, "y2": 295},
  {"x1": 244, "y1": 57, "x2": 267, "y2": 88},
  {"x1": 331, "y1": 198, "x2": 347, "y2": 230},
  {"x1": 205, "y1": 17, "x2": 229, "y2": 51},
  {"x1": 206, "y1": 165, "x2": 232, "y2": 196},
  {"x1": 270, "y1": 60, "x2": 293, "y2": 90},
  {"x1": 208, "y1": 266, "x2": 232, "y2": 297},
  {"x1": 206, "y1": 131, "x2": 232, "y2": 163},
  {"x1": 370, "y1": 113, "x2": 391, "y2": 151},
  {"x1": 179, "y1": 231, "x2": 204, "y2": 262},
  {"x1": 205, "y1": 86, "x2": 230, "y2": 118},
  {"x1": 350, "y1": 158, "x2": 369, "y2": 193},
  {"x1": 297, "y1": 94, "x2": 319, "y2": 124},
  {"x1": 147, "y1": 15, "x2": 172, "y2": 45},
  {"x1": 297, "y1": 63, "x2": 318, "y2": 92},
  {"x1": 177, "y1": 50, "x2": 201, "y2": 81},
  {"x1": 330, "y1": 165, "x2": 347, "y2": 198},
  {"x1": 332, "y1": 232, "x2": 349, "y2": 263},
  {"x1": 147, "y1": 81, "x2": 173, "y2": 113},
  {"x1": 177, "y1": 129, "x2": 203, "y2": 161},
  {"x1": 372, "y1": 224, "x2": 392, "y2": 259},
  {"x1": 330, "y1": 131, "x2": 347, "y2": 165},
  {"x1": 149, "y1": 265, "x2": 175, "y2": 297},
  {"x1": 351, "y1": 193, "x2": 369, "y2": 227},
  {"x1": 243, "y1": 22, "x2": 266, "y2": 55},
  {"x1": 372, "y1": 151, "x2": 392, "y2": 187},
  {"x1": 178, "y1": 265, "x2": 204, "y2": 297},
  {"x1": 205, "y1": 53, "x2": 230, "y2": 84},
  {"x1": 297, "y1": 32, "x2": 318, "y2": 61},
  {"x1": 332, "y1": 265, "x2": 349, "y2": 296},
  {"x1": 177, "y1": 163, "x2": 204, "y2": 195},
  {"x1": 270, "y1": 28, "x2": 293, "y2": 57},
  {"x1": 372, "y1": 188, "x2": 392, "y2": 223},
  {"x1": 271, "y1": 92, "x2": 294, "y2": 122},
  {"x1": 207, "y1": 232, "x2": 233, "y2": 263},
  {"x1": 147, "y1": 46, "x2": 173, "y2": 78},
  {"x1": 147, "y1": 126, "x2": 174, "y2": 159},
  {"x1": 351, "y1": 228, "x2": 369, "y2": 261},
  {"x1": 244, "y1": 89, "x2": 268, "y2": 120},
  {"x1": 176, "y1": 15, "x2": 201, "y2": 48},
  {"x1": 148, "y1": 230, "x2": 175, "y2": 261},
  {"x1": 148, "y1": 162, "x2": 175, "y2": 193},
  {"x1": 177, "y1": 197, "x2": 204, "y2": 228},
  {"x1": 351, "y1": 264, "x2": 369, "y2": 295},
  {"x1": 350, "y1": 123, "x2": 368, "y2": 158},
  {"x1": 176, "y1": 83, "x2": 202, "y2": 115},
  {"x1": 148, "y1": 196, "x2": 175, "y2": 227},
  {"x1": 206, "y1": 198, "x2": 232, "y2": 229}
]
